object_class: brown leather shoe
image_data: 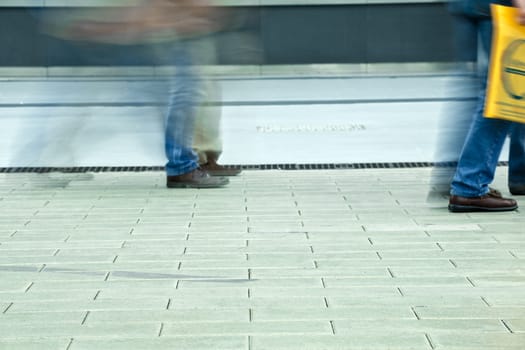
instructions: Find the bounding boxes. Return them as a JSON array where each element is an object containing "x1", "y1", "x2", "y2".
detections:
[
  {"x1": 200, "y1": 162, "x2": 242, "y2": 177},
  {"x1": 167, "y1": 168, "x2": 229, "y2": 188},
  {"x1": 448, "y1": 192, "x2": 518, "y2": 212}
]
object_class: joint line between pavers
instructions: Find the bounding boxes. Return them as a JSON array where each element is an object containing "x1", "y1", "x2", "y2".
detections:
[
  {"x1": 93, "y1": 291, "x2": 101, "y2": 300},
  {"x1": 249, "y1": 309, "x2": 253, "y2": 322},
  {"x1": 53, "y1": 249, "x2": 60, "y2": 257},
  {"x1": 410, "y1": 306, "x2": 421, "y2": 320},
  {"x1": 9, "y1": 230, "x2": 17, "y2": 237},
  {"x1": 397, "y1": 287, "x2": 404, "y2": 296},
  {"x1": 24, "y1": 282, "x2": 34, "y2": 293},
  {"x1": 248, "y1": 335, "x2": 253, "y2": 350},
  {"x1": 2, "y1": 302, "x2": 13, "y2": 314},
  {"x1": 39, "y1": 264, "x2": 46, "y2": 273},
  {"x1": 387, "y1": 268, "x2": 395, "y2": 278},
  {"x1": 112, "y1": 255, "x2": 119, "y2": 263},
  {"x1": 368, "y1": 238, "x2": 374, "y2": 245},
  {"x1": 104, "y1": 272, "x2": 111, "y2": 281},
  {"x1": 376, "y1": 252, "x2": 383, "y2": 260},
  {"x1": 166, "y1": 299, "x2": 172, "y2": 310},
  {"x1": 321, "y1": 278, "x2": 326, "y2": 288},
  {"x1": 313, "y1": 261, "x2": 319, "y2": 269},
  {"x1": 330, "y1": 320, "x2": 336, "y2": 335},
  {"x1": 466, "y1": 277, "x2": 476, "y2": 287},
  {"x1": 129, "y1": 228, "x2": 134, "y2": 235},
  {"x1": 449, "y1": 259, "x2": 457, "y2": 268},
  {"x1": 508, "y1": 251, "x2": 518, "y2": 259},
  {"x1": 481, "y1": 296, "x2": 492, "y2": 307},
  {"x1": 424, "y1": 231, "x2": 431, "y2": 237},
  {"x1": 324, "y1": 297, "x2": 329, "y2": 308},
  {"x1": 248, "y1": 289, "x2": 251, "y2": 298},
  {"x1": 66, "y1": 338, "x2": 74, "y2": 350},
  {"x1": 425, "y1": 333, "x2": 436, "y2": 349},
  {"x1": 158, "y1": 323, "x2": 164, "y2": 337},
  {"x1": 436, "y1": 243, "x2": 444, "y2": 251},
  {"x1": 501, "y1": 319, "x2": 514, "y2": 333},
  {"x1": 81, "y1": 311, "x2": 90, "y2": 325}
]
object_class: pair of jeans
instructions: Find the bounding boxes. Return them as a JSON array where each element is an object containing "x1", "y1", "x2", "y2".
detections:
[
  {"x1": 450, "y1": 17, "x2": 525, "y2": 196},
  {"x1": 163, "y1": 43, "x2": 201, "y2": 176}
]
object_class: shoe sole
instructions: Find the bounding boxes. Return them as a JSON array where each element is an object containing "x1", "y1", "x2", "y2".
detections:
[
  {"x1": 166, "y1": 180, "x2": 229, "y2": 189},
  {"x1": 448, "y1": 204, "x2": 518, "y2": 212}
]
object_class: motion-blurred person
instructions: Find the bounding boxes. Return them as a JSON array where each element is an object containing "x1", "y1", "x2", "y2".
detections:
[
  {"x1": 37, "y1": 0, "x2": 229, "y2": 188},
  {"x1": 442, "y1": 0, "x2": 525, "y2": 212},
  {"x1": 428, "y1": 0, "x2": 525, "y2": 199},
  {"x1": 188, "y1": 38, "x2": 241, "y2": 177}
]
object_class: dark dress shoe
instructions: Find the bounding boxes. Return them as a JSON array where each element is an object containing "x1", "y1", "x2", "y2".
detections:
[
  {"x1": 448, "y1": 192, "x2": 518, "y2": 212},
  {"x1": 167, "y1": 168, "x2": 229, "y2": 188},
  {"x1": 509, "y1": 185, "x2": 525, "y2": 195},
  {"x1": 200, "y1": 162, "x2": 242, "y2": 177}
]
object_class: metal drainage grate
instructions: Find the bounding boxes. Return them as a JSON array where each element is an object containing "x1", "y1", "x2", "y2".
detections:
[{"x1": 0, "y1": 162, "x2": 509, "y2": 173}]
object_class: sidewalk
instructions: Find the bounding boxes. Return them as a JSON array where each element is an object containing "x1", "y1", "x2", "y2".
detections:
[{"x1": 0, "y1": 167, "x2": 524, "y2": 349}]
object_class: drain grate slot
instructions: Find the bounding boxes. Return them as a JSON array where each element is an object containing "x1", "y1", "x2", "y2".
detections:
[{"x1": 0, "y1": 162, "x2": 509, "y2": 173}]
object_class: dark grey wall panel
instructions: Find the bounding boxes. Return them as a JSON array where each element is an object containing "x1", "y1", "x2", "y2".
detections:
[
  {"x1": 261, "y1": 6, "x2": 367, "y2": 64},
  {"x1": 0, "y1": 4, "x2": 455, "y2": 66},
  {"x1": 0, "y1": 8, "x2": 47, "y2": 65}
]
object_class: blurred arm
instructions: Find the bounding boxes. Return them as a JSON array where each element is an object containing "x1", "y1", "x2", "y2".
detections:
[{"x1": 513, "y1": 0, "x2": 525, "y2": 24}]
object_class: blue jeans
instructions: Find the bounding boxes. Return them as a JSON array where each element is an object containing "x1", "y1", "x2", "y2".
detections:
[
  {"x1": 164, "y1": 43, "x2": 200, "y2": 176},
  {"x1": 450, "y1": 17, "x2": 525, "y2": 196}
]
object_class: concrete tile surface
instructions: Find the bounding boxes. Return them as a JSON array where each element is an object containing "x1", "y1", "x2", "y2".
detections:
[{"x1": 0, "y1": 168, "x2": 523, "y2": 349}]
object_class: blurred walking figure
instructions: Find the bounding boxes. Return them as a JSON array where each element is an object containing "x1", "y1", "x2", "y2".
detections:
[
  {"x1": 193, "y1": 80, "x2": 241, "y2": 176},
  {"x1": 431, "y1": 0, "x2": 525, "y2": 211},
  {"x1": 39, "y1": 0, "x2": 230, "y2": 188}
]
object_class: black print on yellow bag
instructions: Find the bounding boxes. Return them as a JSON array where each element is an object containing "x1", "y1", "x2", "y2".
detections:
[{"x1": 485, "y1": 4, "x2": 525, "y2": 123}]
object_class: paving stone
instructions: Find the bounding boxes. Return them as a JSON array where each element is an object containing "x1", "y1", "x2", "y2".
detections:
[
  {"x1": 0, "y1": 290, "x2": 98, "y2": 302},
  {"x1": 413, "y1": 306, "x2": 525, "y2": 320},
  {"x1": 429, "y1": 333, "x2": 525, "y2": 349},
  {"x1": 327, "y1": 294, "x2": 487, "y2": 307},
  {"x1": 86, "y1": 309, "x2": 249, "y2": 324},
  {"x1": 0, "y1": 311, "x2": 85, "y2": 324},
  {"x1": 0, "y1": 323, "x2": 160, "y2": 339},
  {"x1": 161, "y1": 320, "x2": 332, "y2": 336},
  {"x1": 251, "y1": 334, "x2": 429, "y2": 350},
  {"x1": 0, "y1": 339, "x2": 71, "y2": 350},
  {"x1": 97, "y1": 287, "x2": 248, "y2": 299},
  {"x1": 333, "y1": 319, "x2": 507, "y2": 333},
  {"x1": 249, "y1": 286, "x2": 399, "y2": 298},
  {"x1": 7, "y1": 298, "x2": 169, "y2": 313},
  {"x1": 252, "y1": 306, "x2": 415, "y2": 321},
  {"x1": 69, "y1": 336, "x2": 247, "y2": 350}
]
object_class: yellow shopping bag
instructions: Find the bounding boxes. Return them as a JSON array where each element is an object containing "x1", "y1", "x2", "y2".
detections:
[{"x1": 485, "y1": 4, "x2": 525, "y2": 123}]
